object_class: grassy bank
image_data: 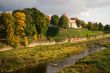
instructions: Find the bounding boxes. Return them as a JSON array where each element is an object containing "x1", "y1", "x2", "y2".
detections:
[
  {"x1": 60, "y1": 42, "x2": 110, "y2": 73},
  {"x1": 0, "y1": 42, "x2": 87, "y2": 72},
  {"x1": 47, "y1": 27, "x2": 103, "y2": 41}
]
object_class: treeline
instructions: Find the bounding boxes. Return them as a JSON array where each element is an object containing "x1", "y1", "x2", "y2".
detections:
[
  {"x1": 50, "y1": 14, "x2": 110, "y2": 31},
  {"x1": 75, "y1": 19, "x2": 110, "y2": 31},
  {"x1": 0, "y1": 8, "x2": 50, "y2": 47},
  {"x1": 0, "y1": 7, "x2": 110, "y2": 47}
]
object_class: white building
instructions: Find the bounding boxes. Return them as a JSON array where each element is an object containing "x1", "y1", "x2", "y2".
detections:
[{"x1": 69, "y1": 18, "x2": 78, "y2": 28}]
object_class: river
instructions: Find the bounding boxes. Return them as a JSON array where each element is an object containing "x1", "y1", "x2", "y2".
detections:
[{"x1": 7, "y1": 44, "x2": 106, "y2": 73}]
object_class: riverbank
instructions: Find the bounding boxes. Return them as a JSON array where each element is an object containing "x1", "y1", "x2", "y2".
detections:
[
  {"x1": 0, "y1": 42, "x2": 87, "y2": 72},
  {"x1": 60, "y1": 41, "x2": 110, "y2": 73},
  {"x1": 0, "y1": 37, "x2": 109, "y2": 73}
]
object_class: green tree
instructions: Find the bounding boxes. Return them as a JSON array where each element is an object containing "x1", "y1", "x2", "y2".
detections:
[
  {"x1": 104, "y1": 24, "x2": 110, "y2": 31},
  {"x1": 99, "y1": 22, "x2": 104, "y2": 31},
  {"x1": 87, "y1": 22, "x2": 93, "y2": 30},
  {"x1": 50, "y1": 15, "x2": 59, "y2": 26},
  {"x1": 24, "y1": 8, "x2": 49, "y2": 36},
  {"x1": 76, "y1": 19, "x2": 81, "y2": 28},
  {"x1": 0, "y1": 15, "x2": 6, "y2": 37},
  {"x1": 80, "y1": 20, "x2": 86, "y2": 28},
  {"x1": 92, "y1": 22, "x2": 99, "y2": 31},
  {"x1": 58, "y1": 14, "x2": 69, "y2": 29},
  {"x1": 23, "y1": 8, "x2": 37, "y2": 36}
]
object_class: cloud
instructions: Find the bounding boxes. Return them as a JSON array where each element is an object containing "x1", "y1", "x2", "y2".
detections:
[
  {"x1": 0, "y1": 0, "x2": 37, "y2": 11},
  {"x1": 80, "y1": 11, "x2": 91, "y2": 17},
  {"x1": 85, "y1": 0, "x2": 110, "y2": 8},
  {"x1": 0, "y1": 0, "x2": 110, "y2": 15}
]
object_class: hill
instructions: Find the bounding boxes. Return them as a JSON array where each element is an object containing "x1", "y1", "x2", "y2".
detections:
[{"x1": 47, "y1": 27, "x2": 103, "y2": 41}]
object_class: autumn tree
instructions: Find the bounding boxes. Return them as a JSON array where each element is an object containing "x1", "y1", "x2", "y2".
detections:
[
  {"x1": 1, "y1": 13, "x2": 19, "y2": 47},
  {"x1": 13, "y1": 11, "x2": 26, "y2": 37},
  {"x1": 58, "y1": 14, "x2": 69, "y2": 29},
  {"x1": 50, "y1": 15, "x2": 59, "y2": 26}
]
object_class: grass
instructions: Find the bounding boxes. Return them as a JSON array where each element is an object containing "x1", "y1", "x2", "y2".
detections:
[
  {"x1": 0, "y1": 43, "x2": 87, "y2": 72},
  {"x1": 60, "y1": 42, "x2": 110, "y2": 73},
  {"x1": 47, "y1": 27, "x2": 103, "y2": 41}
]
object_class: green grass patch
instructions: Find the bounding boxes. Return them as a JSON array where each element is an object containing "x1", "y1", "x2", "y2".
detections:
[{"x1": 47, "y1": 27, "x2": 103, "y2": 41}]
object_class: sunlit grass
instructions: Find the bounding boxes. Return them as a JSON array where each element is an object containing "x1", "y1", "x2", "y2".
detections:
[{"x1": 0, "y1": 43, "x2": 87, "y2": 72}]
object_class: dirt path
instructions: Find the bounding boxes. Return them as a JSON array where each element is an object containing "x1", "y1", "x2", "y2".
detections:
[{"x1": 0, "y1": 46, "x2": 12, "y2": 52}]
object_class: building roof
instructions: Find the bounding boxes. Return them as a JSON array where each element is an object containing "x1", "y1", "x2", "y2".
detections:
[{"x1": 70, "y1": 18, "x2": 76, "y2": 20}]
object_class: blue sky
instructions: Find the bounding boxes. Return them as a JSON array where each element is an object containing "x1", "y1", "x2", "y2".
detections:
[{"x1": 0, "y1": 0, "x2": 110, "y2": 25}]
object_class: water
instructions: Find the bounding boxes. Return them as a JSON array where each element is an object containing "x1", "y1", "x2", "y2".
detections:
[
  {"x1": 6, "y1": 44, "x2": 106, "y2": 73},
  {"x1": 46, "y1": 45, "x2": 106, "y2": 73}
]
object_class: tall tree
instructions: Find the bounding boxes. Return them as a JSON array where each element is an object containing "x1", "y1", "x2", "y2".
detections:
[
  {"x1": 13, "y1": 12, "x2": 26, "y2": 37},
  {"x1": 0, "y1": 14, "x2": 6, "y2": 37},
  {"x1": 58, "y1": 14, "x2": 69, "y2": 29},
  {"x1": 99, "y1": 22, "x2": 104, "y2": 31},
  {"x1": 76, "y1": 19, "x2": 81, "y2": 28},
  {"x1": 23, "y1": 9, "x2": 37, "y2": 36},
  {"x1": 1, "y1": 13, "x2": 17, "y2": 47},
  {"x1": 50, "y1": 15, "x2": 59, "y2": 26},
  {"x1": 93, "y1": 22, "x2": 99, "y2": 31},
  {"x1": 87, "y1": 22, "x2": 93, "y2": 30},
  {"x1": 24, "y1": 8, "x2": 49, "y2": 36},
  {"x1": 80, "y1": 20, "x2": 86, "y2": 28}
]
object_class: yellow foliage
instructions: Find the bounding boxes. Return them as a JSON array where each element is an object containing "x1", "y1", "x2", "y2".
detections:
[
  {"x1": 14, "y1": 12, "x2": 26, "y2": 21},
  {"x1": 33, "y1": 34, "x2": 37, "y2": 40},
  {"x1": 23, "y1": 36, "x2": 28, "y2": 47},
  {"x1": 14, "y1": 12, "x2": 26, "y2": 36}
]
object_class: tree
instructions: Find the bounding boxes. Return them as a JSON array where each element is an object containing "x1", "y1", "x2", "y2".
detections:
[
  {"x1": 99, "y1": 22, "x2": 104, "y2": 31},
  {"x1": 87, "y1": 22, "x2": 93, "y2": 30},
  {"x1": 24, "y1": 8, "x2": 49, "y2": 36},
  {"x1": 76, "y1": 19, "x2": 81, "y2": 28},
  {"x1": 0, "y1": 15, "x2": 6, "y2": 37},
  {"x1": 13, "y1": 11, "x2": 26, "y2": 37},
  {"x1": 58, "y1": 14, "x2": 69, "y2": 29},
  {"x1": 80, "y1": 20, "x2": 86, "y2": 28},
  {"x1": 50, "y1": 15, "x2": 59, "y2": 26},
  {"x1": 23, "y1": 8, "x2": 37, "y2": 36},
  {"x1": 92, "y1": 22, "x2": 99, "y2": 31},
  {"x1": 1, "y1": 13, "x2": 18, "y2": 47},
  {"x1": 104, "y1": 24, "x2": 110, "y2": 31}
]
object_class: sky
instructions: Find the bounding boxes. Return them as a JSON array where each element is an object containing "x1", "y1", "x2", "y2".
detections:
[{"x1": 0, "y1": 0, "x2": 110, "y2": 25}]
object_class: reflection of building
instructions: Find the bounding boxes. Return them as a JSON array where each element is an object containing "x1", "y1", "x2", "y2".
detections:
[{"x1": 69, "y1": 18, "x2": 78, "y2": 28}]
